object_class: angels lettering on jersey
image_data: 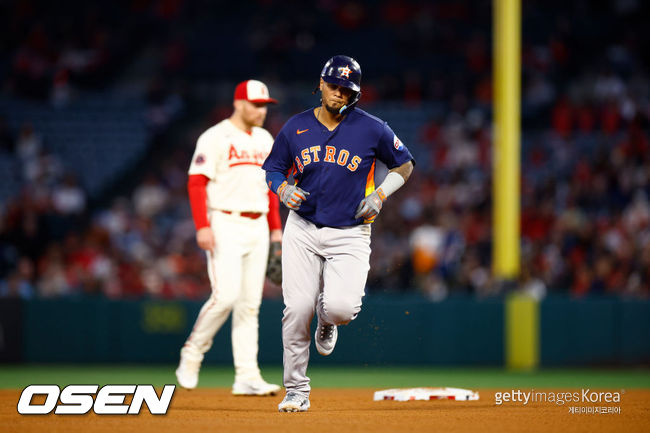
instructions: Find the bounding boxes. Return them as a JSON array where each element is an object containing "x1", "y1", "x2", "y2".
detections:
[
  {"x1": 228, "y1": 144, "x2": 268, "y2": 168},
  {"x1": 193, "y1": 141, "x2": 269, "y2": 169}
]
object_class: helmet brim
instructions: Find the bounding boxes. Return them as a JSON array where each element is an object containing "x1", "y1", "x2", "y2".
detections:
[{"x1": 322, "y1": 76, "x2": 360, "y2": 93}]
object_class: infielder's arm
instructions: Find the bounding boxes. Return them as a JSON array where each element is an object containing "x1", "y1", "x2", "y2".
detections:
[
  {"x1": 267, "y1": 189, "x2": 282, "y2": 241},
  {"x1": 188, "y1": 174, "x2": 216, "y2": 250}
]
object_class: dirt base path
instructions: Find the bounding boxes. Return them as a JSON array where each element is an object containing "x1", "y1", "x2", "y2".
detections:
[{"x1": 2, "y1": 388, "x2": 648, "y2": 433}]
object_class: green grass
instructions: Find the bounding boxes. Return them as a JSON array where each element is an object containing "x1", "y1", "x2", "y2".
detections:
[{"x1": 1, "y1": 365, "x2": 649, "y2": 389}]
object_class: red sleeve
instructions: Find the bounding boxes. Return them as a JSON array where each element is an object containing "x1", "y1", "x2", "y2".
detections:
[
  {"x1": 267, "y1": 188, "x2": 282, "y2": 230},
  {"x1": 187, "y1": 174, "x2": 210, "y2": 230}
]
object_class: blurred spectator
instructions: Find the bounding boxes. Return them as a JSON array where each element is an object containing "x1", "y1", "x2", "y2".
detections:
[
  {"x1": 52, "y1": 174, "x2": 86, "y2": 216},
  {"x1": 0, "y1": 257, "x2": 35, "y2": 299},
  {"x1": 132, "y1": 175, "x2": 167, "y2": 218},
  {"x1": 16, "y1": 123, "x2": 42, "y2": 165},
  {"x1": 36, "y1": 244, "x2": 70, "y2": 297}
]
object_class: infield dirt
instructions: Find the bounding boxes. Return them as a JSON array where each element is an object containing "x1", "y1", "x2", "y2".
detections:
[{"x1": 2, "y1": 388, "x2": 648, "y2": 433}]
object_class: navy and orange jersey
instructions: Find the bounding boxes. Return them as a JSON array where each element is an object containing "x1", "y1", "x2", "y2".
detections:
[{"x1": 262, "y1": 107, "x2": 415, "y2": 227}]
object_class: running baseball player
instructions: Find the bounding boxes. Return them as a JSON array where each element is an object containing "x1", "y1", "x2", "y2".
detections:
[
  {"x1": 175, "y1": 80, "x2": 282, "y2": 396},
  {"x1": 262, "y1": 55, "x2": 415, "y2": 412}
]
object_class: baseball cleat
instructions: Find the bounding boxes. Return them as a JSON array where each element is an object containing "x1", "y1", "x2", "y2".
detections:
[
  {"x1": 315, "y1": 316, "x2": 338, "y2": 356},
  {"x1": 278, "y1": 392, "x2": 310, "y2": 412},
  {"x1": 175, "y1": 356, "x2": 201, "y2": 389},
  {"x1": 232, "y1": 379, "x2": 281, "y2": 396}
]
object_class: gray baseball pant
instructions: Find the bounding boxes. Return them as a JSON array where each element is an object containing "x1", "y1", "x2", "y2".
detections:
[{"x1": 281, "y1": 211, "x2": 371, "y2": 395}]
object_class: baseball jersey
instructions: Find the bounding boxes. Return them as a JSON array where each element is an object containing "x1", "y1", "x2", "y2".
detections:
[
  {"x1": 189, "y1": 119, "x2": 274, "y2": 213},
  {"x1": 262, "y1": 108, "x2": 414, "y2": 227}
]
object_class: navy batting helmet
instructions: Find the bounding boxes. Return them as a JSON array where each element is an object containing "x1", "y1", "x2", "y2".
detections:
[{"x1": 318, "y1": 55, "x2": 362, "y2": 114}]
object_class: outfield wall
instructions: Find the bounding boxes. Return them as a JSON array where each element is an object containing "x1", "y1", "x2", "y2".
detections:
[{"x1": 0, "y1": 296, "x2": 648, "y2": 366}]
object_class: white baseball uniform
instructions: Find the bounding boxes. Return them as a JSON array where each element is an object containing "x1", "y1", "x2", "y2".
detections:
[{"x1": 181, "y1": 118, "x2": 274, "y2": 383}]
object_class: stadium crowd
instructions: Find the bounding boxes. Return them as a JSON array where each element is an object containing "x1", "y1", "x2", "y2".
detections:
[{"x1": 0, "y1": 0, "x2": 648, "y2": 300}]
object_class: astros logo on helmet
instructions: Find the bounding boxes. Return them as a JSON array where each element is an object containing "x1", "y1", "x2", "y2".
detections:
[{"x1": 338, "y1": 66, "x2": 352, "y2": 78}]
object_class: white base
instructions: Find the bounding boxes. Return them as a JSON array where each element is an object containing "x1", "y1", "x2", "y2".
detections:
[{"x1": 373, "y1": 387, "x2": 479, "y2": 401}]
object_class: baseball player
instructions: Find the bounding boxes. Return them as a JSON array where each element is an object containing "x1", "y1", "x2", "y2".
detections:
[
  {"x1": 262, "y1": 55, "x2": 415, "y2": 412},
  {"x1": 175, "y1": 80, "x2": 282, "y2": 396}
]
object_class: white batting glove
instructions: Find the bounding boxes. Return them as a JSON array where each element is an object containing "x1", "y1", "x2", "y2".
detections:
[
  {"x1": 354, "y1": 189, "x2": 386, "y2": 220},
  {"x1": 278, "y1": 181, "x2": 310, "y2": 210}
]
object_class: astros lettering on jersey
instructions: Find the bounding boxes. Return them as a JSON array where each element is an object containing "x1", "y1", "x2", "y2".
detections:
[{"x1": 262, "y1": 108, "x2": 414, "y2": 227}]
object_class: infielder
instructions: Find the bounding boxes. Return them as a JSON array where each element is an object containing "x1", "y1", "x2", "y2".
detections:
[
  {"x1": 262, "y1": 55, "x2": 415, "y2": 412},
  {"x1": 176, "y1": 80, "x2": 282, "y2": 396}
]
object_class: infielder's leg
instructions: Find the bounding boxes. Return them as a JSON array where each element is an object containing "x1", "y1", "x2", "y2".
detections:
[
  {"x1": 232, "y1": 219, "x2": 269, "y2": 382},
  {"x1": 181, "y1": 219, "x2": 244, "y2": 363},
  {"x1": 281, "y1": 211, "x2": 323, "y2": 395},
  {"x1": 318, "y1": 224, "x2": 371, "y2": 326}
]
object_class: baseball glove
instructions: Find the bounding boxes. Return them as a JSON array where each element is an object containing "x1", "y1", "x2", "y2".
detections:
[{"x1": 266, "y1": 241, "x2": 283, "y2": 285}]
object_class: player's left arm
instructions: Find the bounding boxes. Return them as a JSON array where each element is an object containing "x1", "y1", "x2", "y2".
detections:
[
  {"x1": 354, "y1": 160, "x2": 413, "y2": 219},
  {"x1": 377, "y1": 160, "x2": 414, "y2": 191},
  {"x1": 355, "y1": 124, "x2": 415, "y2": 220}
]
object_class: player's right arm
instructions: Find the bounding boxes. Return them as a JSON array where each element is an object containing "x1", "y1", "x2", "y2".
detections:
[
  {"x1": 262, "y1": 128, "x2": 310, "y2": 210},
  {"x1": 187, "y1": 174, "x2": 215, "y2": 250},
  {"x1": 188, "y1": 129, "x2": 222, "y2": 251}
]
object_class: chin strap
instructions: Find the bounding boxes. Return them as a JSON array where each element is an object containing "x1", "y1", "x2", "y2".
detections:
[
  {"x1": 313, "y1": 88, "x2": 361, "y2": 115},
  {"x1": 339, "y1": 91, "x2": 361, "y2": 115}
]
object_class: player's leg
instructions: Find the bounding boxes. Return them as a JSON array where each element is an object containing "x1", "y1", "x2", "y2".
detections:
[
  {"x1": 231, "y1": 217, "x2": 279, "y2": 395},
  {"x1": 176, "y1": 214, "x2": 244, "y2": 388},
  {"x1": 280, "y1": 211, "x2": 323, "y2": 399},
  {"x1": 315, "y1": 224, "x2": 371, "y2": 355},
  {"x1": 182, "y1": 234, "x2": 244, "y2": 357}
]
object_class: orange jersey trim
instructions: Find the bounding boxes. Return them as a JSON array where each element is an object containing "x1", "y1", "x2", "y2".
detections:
[
  {"x1": 363, "y1": 160, "x2": 377, "y2": 224},
  {"x1": 365, "y1": 159, "x2": 376, "y2": 197}
]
